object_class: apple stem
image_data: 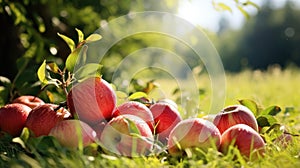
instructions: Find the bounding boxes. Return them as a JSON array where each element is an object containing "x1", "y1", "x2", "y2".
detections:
[
  {"x1": 54, "y1": 101, "x2": 67, "y2": 112},
  {"x1": 59, "y1": 69, "x2": 72, "y2": 98},
  {"x1": 284, "y1": 131, "x2": 300, "y2": 137}
]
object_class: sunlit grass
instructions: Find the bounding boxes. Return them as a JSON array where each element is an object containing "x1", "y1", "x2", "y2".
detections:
[{"x1": 1, "y1": 67, "x2": 300, "y2": 167}]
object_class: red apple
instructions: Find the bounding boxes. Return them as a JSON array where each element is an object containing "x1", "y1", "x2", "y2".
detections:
[
  {"x1": 25, "y1": 104, "x2": 71, "y2": 137},
  {"x1": 157, "y1": 98, "x2": 178, "y2": 109},
  {"x1": 67, "y1": 77, "x2": 117, "y2": 125},
  {"x1": 150, "y1": 102, "x2": 182, "y2": 144},
  {"x1": 100, "y1": 114, "x2": 153, "y2": 157},
  {"x1": 49, "y1": 120, "x2": 97, "y2": 148},
  {"x1": 0, "y1": 103, "x2": 31, "y2": 137},
  {"x1": 168, "y1": 118, "x2": 221, "y2": 156},
  {"x1": 220, "y1": 124, "x2": 265, "y2": 158},
  {"x1": 12, "y1": 95, "x2": 45, "y2": 109},
  {"x1": 112, "y1": 101, "x2": 154, "y2": 132},
  {"x1": 213, "y1": 105, "x2": 258, "y2": 134}
]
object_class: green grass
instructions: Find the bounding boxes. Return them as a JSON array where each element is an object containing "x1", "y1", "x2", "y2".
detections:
[{"x1": 1, "y1": 67, "x2": 300, "y2": 167}]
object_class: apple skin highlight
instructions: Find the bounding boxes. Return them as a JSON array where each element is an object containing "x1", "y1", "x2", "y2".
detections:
[
  {"x1": 67, "y1": 77, "x2": 117, "y2": 125},
  {"x1": 168, "y1": 118, "x2": 221, "y2": 156},
  {"x1": 213, "y1": 105, "x2": 258, "y2": 134},
  {"x1": 100, "y1": 114, "x2": 153, "y2": 157}
]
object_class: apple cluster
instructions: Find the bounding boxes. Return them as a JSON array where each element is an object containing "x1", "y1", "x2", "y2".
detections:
[{"x1": 0, "y1": 77, "x2": 266, "y2": 159}]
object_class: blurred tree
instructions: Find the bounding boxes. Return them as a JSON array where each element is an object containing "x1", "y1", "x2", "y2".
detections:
[
  {"x1": 0, "y1": 0, "x2": 180, "y2": 101},
  {"x1": 0, "y1": 0, "x2": 264, "y2": 104},
  {"x1": 0, "y1": 0, "x2": 179, "y2": 80},
  {"x1": 217, "y1": 0, "x2": 300, "y2": 71}
]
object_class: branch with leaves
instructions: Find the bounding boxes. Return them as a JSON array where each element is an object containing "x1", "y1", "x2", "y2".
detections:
[
  {"x1": 37, "y1": 29, "x2": 102, "y2": 98},
  {"x1": 213, "y1": 0, "x2": 260, "y2": 19}
]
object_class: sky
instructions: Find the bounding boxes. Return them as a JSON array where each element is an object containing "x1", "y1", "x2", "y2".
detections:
[{"x1": 177, "y1": 0, "x2": 300, "y2": 32}]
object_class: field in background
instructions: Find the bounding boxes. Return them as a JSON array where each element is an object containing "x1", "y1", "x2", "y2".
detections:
[{"x1": 148, "y1": 66, "x2": 300, "y2": 113}]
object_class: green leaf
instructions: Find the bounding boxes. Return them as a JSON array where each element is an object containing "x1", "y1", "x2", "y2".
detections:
[
  {"x1": 85, "y1": 34, "x2": 102, "y2": 43},
  {"x1": 237, "y1": 6, "x2": 250, "y2": 19},
  {"x1": 37, "y1": 60, "x2": 48, "y2": 85},
  {"x1": 213, "y1": 2, "x2": 232, "y2": 13},
  {"x1": 12, "y1": 137, "x2": 26, "y2": 149},
  {"x1": 245, "y1": 1, "x2": 260, "y2": 10},
  {"x1": 0, "y1": 76, "x2": 11, "y2": 87},
  {"x1": 77, "y1": 45, "x2": 88, "y2": 67},
  {"x1": 74, "y1": 63, "x2": 103, "y2": 82},
  {"x1": 37, "y1": 60, "x2": 61, "y2": 87},
  {"x1": 284, "y1": 107, "x2": 295, "y2": 114},
  {"x1": 65, "y1": 47, "x2": 81, "y2": 72},
  {"x1": 46, "y1": 62, "x2": 60, "y2": 74},
  {"x1": 57, "y1": 32, "x2": 75, "y2": 52},
  {"x1": 261, "y1": 105, "x2": 281, "y2": 116},
  {"x1": 128, "y1": 92, "x2": 148, "y2": 101},
  {"x1": 256, "y1": 115, "x2": 278, "y2": 127},
  {"x1": 265, "y1": 123, "x2": 281, "y2": 134},
  {"x1": 35, "y1": 136, "x2": 62, "y2": 153},
  {"x1": 238, "y1": 99, "x2": 259, "y2": 116},
  {"x1": 76, "y1": 28, "x2": 84, "y2": 43},
  {"x1": 125, "y1": 118, "x2": 141, "y2": 135},
  {"x1": 20, "y1": 127, "x2": 30, "y2": 143},
  {"x1": 0, "y1": 86, "x2": 9, "y2": 106}
]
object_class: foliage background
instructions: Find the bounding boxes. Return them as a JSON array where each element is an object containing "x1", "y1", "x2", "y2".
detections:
[{"x1": 0, "y1": 0, "x2": 300, "y2": 103}]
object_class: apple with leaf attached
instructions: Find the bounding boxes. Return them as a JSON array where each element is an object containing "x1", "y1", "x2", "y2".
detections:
[
  {"x1": 100, "y1": 114, "x2": 154, "y2": 157},
  {"x1": 112, "y1": 101, "x2": 154, "y2": 132},
  {"x1": 36, "y1": 29, "x2": 106, "y2": 125}
]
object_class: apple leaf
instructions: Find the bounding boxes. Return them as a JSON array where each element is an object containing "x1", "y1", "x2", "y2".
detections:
[
  {"x1": 0, "y1": 76, "x2": 11, "y2": 87},
  {"x1": 260, "y1": 105, "x2": 281, "y2": 116},
  {"x1": 77, "y1": 45, "x2": 88, "y2": 67},
  {"x1": 74, "y1": 63, "x2": 103, "y2": 82},
  {"x1": 256, "y1": 115, "x2": 278, "y2": 127},
  {"x1": 65, "y1": 47, "x2": 81, "y2": 72},
  {"x1": 128, "y1": 92, "x2": 148, "y2": 101},
  {"x1": 237, "y1": 5, "x2": 250, "y2": 20},
  {"x1": 75, "y1": 28, "x2": 84, "y2": 43},
  {"x1": 57, "y1": 32, "x2": 75, "y2": 52},
  {"x1": 37, "y1": 60, "x2": 61, "y2": 87},
  {"x1": 27, "y1": 136, "x2": 62, "y2": 154},
  {"x1": 245, "y1": 1, "x2": 260, "y2": 10},
  {"x1": 85, "y1": 34, "x2": 102, "y2": 43},
  {"x1": 0, "y1": 76, "x2": 10, "y2": 104},
  {"x1": 238, "y1": 99, "x2": 259, "y2": 116},
  {"x1": 213, "y1": 2, "x2": 232, "y2": 13},
  {"x1": 265, "y1": 123, "x2": 281, "y2": 134},
  {"x1": 37, "y1": 60, "x2": 49, "y2": 85},
  {"x1": 12, "y1": 137, "x2": 26, "y2": 149},
  {"x1": 0, "y1": 86, "x2": 9, "y2": 106},
  {"x1": 46, "y1": 62, "x2": 60, "y2": 74},
  {"x1": 284, "y1": 107, "x2": 295, "y2": 114},
  {"x1": 20, "y1": 127, "x2": 30, "y2": 143},
  {"x1": 125, "y1": 118, "x2": 141, "y2": 135}
]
